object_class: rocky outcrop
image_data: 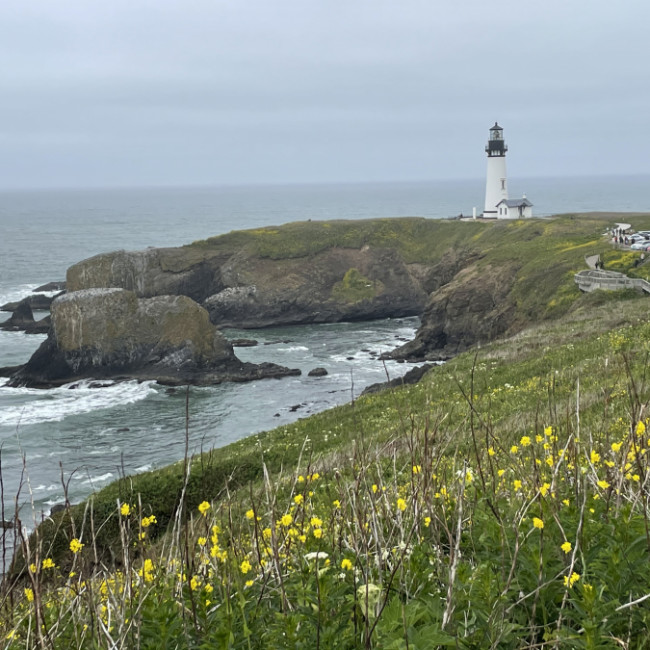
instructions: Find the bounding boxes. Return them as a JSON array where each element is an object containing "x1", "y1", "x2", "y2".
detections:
[
  {"x1": 0, "y1": 301, "x2": 51, "y2": 334},
  {"x1": 67, "y1": 248, "x2": 225, "y2": 303},
  {"x1": 66, "y1": 240, "x2": 429, "y2": 329},
  {"x1": 362, "y1": 363, "x2": 436, "y2": 395},
  {"x1": 386, "y1": 262, "x2": 520, "y2": 361},
  {"x1": 203, "y1": 247, "x2": 426, "y2": 327},
  {"x1": 1, "y1": 293, "x2": 59, "y2": 313},
  {"x1": 8, "y1": 289, "x2": 300, "y2": 388}
]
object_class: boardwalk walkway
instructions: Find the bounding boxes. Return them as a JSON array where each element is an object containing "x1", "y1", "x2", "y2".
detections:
[{"x1": 574, "y1": 269, "x2": 650, "y2": 294}]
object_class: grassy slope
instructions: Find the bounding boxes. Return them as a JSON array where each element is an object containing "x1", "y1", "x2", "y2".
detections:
[
  {"x1": 7, "y1": 214, "x2": 650, "y2": 647},
  {"x1": 188, "y1": 213, "x2": 650, "y2": 326}
]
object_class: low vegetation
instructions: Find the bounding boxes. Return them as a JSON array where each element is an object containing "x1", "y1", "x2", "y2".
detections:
[{"x1": 3, "y1": 285, "x2": 650, "y2": 647}]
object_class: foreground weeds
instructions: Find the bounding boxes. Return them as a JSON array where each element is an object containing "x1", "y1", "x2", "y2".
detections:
[{"x1": 3, "y1": 317, "x2": 650, "y2": 647}]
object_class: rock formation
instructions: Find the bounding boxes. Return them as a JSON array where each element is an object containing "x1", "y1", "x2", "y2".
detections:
[
  {"x1": 0, "y1": 300, "x2": 51, "y2": 334},
  {"x1": 65, "y1": 232, "x2": 429, "y2": 329},
  {"x1": 385, "y1": 262, "x2": 519, "y2": 361},
  {"x1": 8, "y1": 289, "x2": 300, "y2": 388}
]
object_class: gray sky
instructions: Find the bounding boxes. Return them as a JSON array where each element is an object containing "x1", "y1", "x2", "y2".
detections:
[{"x1": 0, "y1": 0, "x2": 648, "y2": 189}]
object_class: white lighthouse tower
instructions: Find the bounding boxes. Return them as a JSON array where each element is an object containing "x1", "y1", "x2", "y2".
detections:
[{"x1": 484, "y1": 122, "x2": 508, "y2": 216}]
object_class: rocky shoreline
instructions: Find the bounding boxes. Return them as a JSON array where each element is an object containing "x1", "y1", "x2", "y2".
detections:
[
  {"x1": 2, "y1": 214, "x2": 627, "y2": 388},
  {"x1": 7, "y1": 289, "x2": 300, "y2": 389}
]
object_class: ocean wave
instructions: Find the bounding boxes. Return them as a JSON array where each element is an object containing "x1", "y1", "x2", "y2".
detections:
[
  {"x1": 276, "y1": 345, "x2": 309, "y2": 352},
  {"x1": 0, "y1": 284, "x2": 41, "y2": 306},
  {"x1": 80, "y1": 472, "x2": 114, "y2": 486},
  {"x1": 0, "y1": 380, "x2": 157, "y2": 427}
]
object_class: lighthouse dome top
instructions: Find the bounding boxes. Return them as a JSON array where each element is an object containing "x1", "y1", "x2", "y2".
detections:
[{"x1": 490, "y1": 122, "x2": 503, "y2": 131}]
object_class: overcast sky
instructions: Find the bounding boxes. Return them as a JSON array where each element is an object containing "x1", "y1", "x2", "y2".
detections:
[{"x1": 0, "y1": 0, "x2": 648, "y2": 189}]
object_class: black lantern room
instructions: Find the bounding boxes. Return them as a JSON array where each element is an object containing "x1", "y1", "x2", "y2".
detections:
[{"x1": 485, "y1": 122, "x2": 508, "y2": 157}]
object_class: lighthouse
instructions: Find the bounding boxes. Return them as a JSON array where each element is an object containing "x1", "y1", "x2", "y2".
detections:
[
  {"x1": 483, "y1": 122, "x2": 533, "y2": 218},
  {"x1": 484, "y1": 122, "x2": 508, "y2": 216}
]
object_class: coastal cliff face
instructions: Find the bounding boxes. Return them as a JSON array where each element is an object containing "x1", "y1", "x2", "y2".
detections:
[
  {"x1": 8, "y1": 289, "x2": 299, "y2": 388},
  {"x1": 61, "y1": 215, "x2": 620, "y2": 361},
  {"x1": 386, "y1": 262, "x2": 519, "y2": 360},
  {"x1": 66, "y1": 225, "x2": 434, "y2": 328}
]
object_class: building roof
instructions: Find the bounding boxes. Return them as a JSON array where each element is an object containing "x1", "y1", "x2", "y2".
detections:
[
  {"x1": 496, "y1": 198, "x2": 533, "y2": 207},
  {"x1": 490, "y1": 122, "x2": 502, "y2": 130}
]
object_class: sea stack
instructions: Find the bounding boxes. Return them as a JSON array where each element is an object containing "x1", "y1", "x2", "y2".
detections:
[{"x1": 8, "y1": 289, "x2": 300, "y2": 388}]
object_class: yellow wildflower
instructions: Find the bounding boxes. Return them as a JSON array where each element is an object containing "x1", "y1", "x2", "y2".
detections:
[
  {"x1": 396, "y1": 498, "x2": 407, "y2": 512},
  {"x1": 190, "y1": 575, "x2": 201, "y2": 591},
  {"x1": 510, "y1": 445, "x2": 518, "y2": 454},
  {"x1": 120, "y1": 503, "x2": 131, "y2": 517},
  {"x1": 412, "y1": 465, "x2": 421, "y2": 474},
  {"x1": 497, "y1": 469, "x2": 505, "y2": 477},
  {"x1": 294, "y1": 494, "x2": 304, "y2": 505},
  {"x1": 332, "y1": 500, "x2": 341, "y2": 508},
  {"x1": 245, "y1": 579, "x2": 254, "y2": 587},
  {"x1": 245, "y1": 509, "x2": 255, "y2": 520},
  {"x1": 636, "y1": 421, "x2": 646, "y2": 436},
  {"x1": 564, "y1": 572, "x2": 580, "y2": 588},
  {"x1": 310, "y1": 516, "x2": 323, "y2": 528},
  {"x1": 424, "y1": 516, "x2": 431, "y2": 528},
  {"x1": 281, "y1": 513, "x2": 293, "y2": 527},
  {"x1": 513, "y1": 480, "x2": 522, "y2": 490},
  {"x1": 520, "y1": 436, "x2": 531, "y2": 447},
  {"x1": 69, "y1": 538, "x2": 84, "y2": 554},
  {"x1": 590, "y1": 450, "x2": 600, "y2": 464},
  {"x1": 372, "y1": 484, "x2": 378, "y2": 493},
  {"x1": 597, "y1": 480, "x2": 610, "y2": 490},
  {"x1": 197, "y1": 536, "x2": 207, "y2": 546},
  {"x1": 297, "y1": 475, "x2": 305, "y2": 483},
  {"x1": 539, "y1": 482, "x2": 551, "y2": 497},
  {"x1": 341, "y1": 558, "x2": 353, "y2": 571},
  {"x1": 313, "y1": 528, "x2": 323, "y2": 539},
  {"x1": 24, "y1": 587, "x2": 34, "y2": 602},
  {"x1": 240, "y1": 559, "x2": 252, "y2": 575},
  {"x1": 42, "y1": 558, "x2": 55, "y2": 569},
  {"x1": 198, "y1": 501, "x2": 210, "y2": 516},
  {"x1": 611, "y1": 441, "x2": 622, "y2": 453},
  {"x1": 561, "y1": 541, "x2": 572, "y2": 554},
  {"x1": 488, "y1": 447, "x2": 495, "y2": 456},
  {"x1": 532, "y1": 517, "x2": 544, "y2": 530},
  {"x1": 141, "y1": 515, "x2": 157, "y2": 528}
]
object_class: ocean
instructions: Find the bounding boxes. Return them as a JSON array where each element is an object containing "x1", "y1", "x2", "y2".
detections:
[{"x1": 1, "y1": 175, "x2": 649, "y2": 524}]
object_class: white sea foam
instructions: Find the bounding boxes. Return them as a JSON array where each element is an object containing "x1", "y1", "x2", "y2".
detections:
[
  {"x1": 0, "y1": 284, "x2": 41, "y2": 306},
  {"x1": 277, "y1": 346, "x2": 309, "y2": 352},
  {"x1": 80, "y1": 472, "x2": 114, "y2": 486},
  {"x1": 0, "y1": 380, "x2": 157, "y2": 427}
]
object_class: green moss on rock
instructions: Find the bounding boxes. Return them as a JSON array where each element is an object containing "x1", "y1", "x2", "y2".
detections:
[{"x1": 331, "y1": 268, "x2": 382, "y2": 303}]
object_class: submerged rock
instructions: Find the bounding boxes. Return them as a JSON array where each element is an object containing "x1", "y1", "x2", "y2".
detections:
[
  {"x1": 308, "y1": 367, "x2": 328, "y2": 377},
  {"x1": 8, "y1": 289, "x2": 300, "y2": 388}
]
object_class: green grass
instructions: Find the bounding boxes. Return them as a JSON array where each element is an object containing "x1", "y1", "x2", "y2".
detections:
[
  {"x1": 7, "y1": 214, "x2": 650, "y2": 647},
  {"x1": 6, "y1": 292, "x2": 650, "y2": 647}
]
